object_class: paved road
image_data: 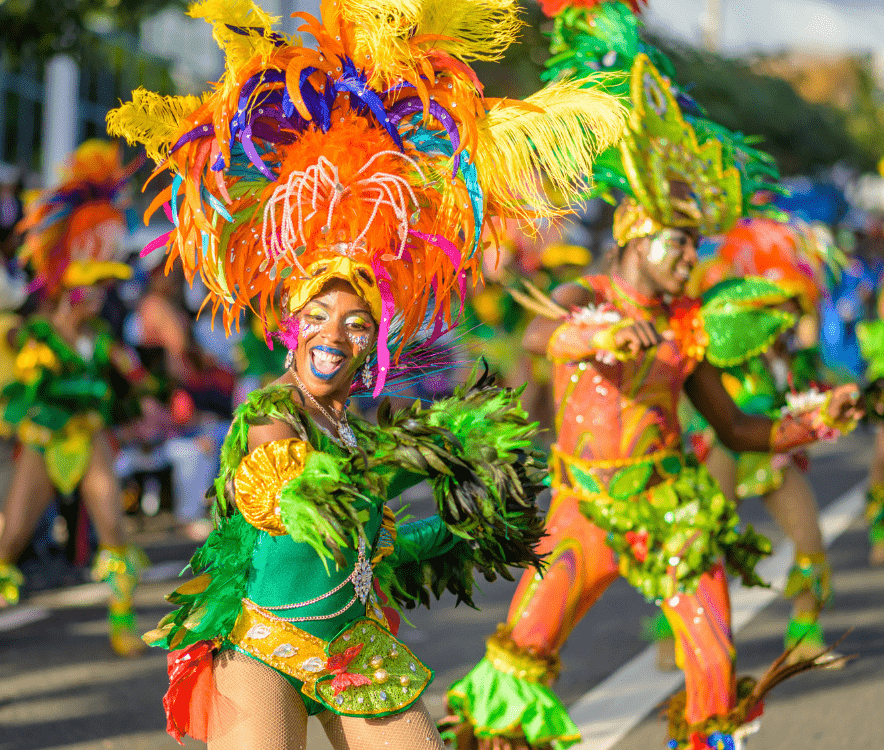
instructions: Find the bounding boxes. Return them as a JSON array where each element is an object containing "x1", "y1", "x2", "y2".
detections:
[{"x1": 0, "y1": 429, "x2": 881, "y2": 750}]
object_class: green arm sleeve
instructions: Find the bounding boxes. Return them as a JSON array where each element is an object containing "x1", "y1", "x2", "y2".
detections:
[{"x1": 388, "y1": 516, "x2": 460, "y2": 567}]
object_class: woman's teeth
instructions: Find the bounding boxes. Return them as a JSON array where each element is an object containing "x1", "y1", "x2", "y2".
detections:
[{"x1": 311, "y1": 349, "x2": 344, "y2": 375}]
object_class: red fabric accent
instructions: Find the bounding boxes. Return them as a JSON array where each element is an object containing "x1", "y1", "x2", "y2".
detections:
[
  {"x1": 745, "y1": 698, "x2": 764, "y2": 722},
  {"x1": 326, "y1": 644, "x2": 372, "y2": 695},
  {"x1": 373, "y1": 579, "x2": 400, "y2": 635},
  {"x1": 164, "y1": 641, "x2": 215, "y2": 744},
  {"x1": 624, "y1": 530, "x2": 649, "y2": 562},
  {"x1": 791, "y1": 451, "x2": 810, "y2": 473},
  {"x1": 689, "y1": 433, "x2": 711, "y2": 463}
]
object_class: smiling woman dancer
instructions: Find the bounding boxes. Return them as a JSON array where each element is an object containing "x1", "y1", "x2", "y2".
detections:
[
  {"x1": 0, "y1": 140, "x2": 149, "y2": 657},
  {"x1": 107, "y1": 0, "x2": 627, "y2": 747}
]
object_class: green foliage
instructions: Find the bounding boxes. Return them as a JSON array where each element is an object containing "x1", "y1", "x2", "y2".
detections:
[
  {"x1": 0, "y1": 0, "x2": 188, "y2": 57},
  {"x1": 650, "y1": 35, "x2": 879, "y2": 173},
  {"x1": 579, "y1": 458, "x2": 772, "y2": 602}
]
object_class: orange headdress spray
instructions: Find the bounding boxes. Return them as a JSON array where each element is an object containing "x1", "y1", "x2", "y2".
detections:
[
  {"x1": 109, "y1": 0, "x2": 627, "y2": 394},
  {"x1": 17, "y1": 140, "x2": 137, "y2": 296}
]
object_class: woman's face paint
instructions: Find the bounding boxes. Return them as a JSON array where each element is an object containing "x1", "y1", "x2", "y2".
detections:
[
  {"x1": 642, "y1": 228, "x2": 699, "y2": 296},
  {"x1": 293, "y1": 279, "x2": 378, "y2": 404}
]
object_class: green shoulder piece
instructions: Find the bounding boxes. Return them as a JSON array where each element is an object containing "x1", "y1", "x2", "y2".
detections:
[
  {"x1": 20, "y1": 317, "x2": 84, "y2": 368},
  {"x1": 858, "y1": 319, "x2": 884, "y2": 382},
  {"x1": 700, "y1": 277, "x2": 796, "y2": 367},
  {"x1": 214, "y1": 384, "x2": 384, "y2": 570}
]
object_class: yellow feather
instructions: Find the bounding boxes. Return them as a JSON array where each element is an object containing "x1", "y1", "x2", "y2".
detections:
[
  {"x1": 188, "y1": 0, "x2": 296, "y2": 85},
  {"x1": 106, "y1": 89, "x2": 206, "y2": 164},
  {"x1": 343, "y1": 0, "x2": 522, "y2": 87},
  {"x1": 474, "y1": 76, "x2": 627, "y2": 218}
]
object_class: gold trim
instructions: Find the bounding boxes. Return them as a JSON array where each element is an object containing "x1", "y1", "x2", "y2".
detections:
[
  {"x1": 551, "y1": 444, "x2": 681, "y2": 472},
  {"x1": 485, "y1": 627, "x2": 560, "y2": 685},
  {"x1": 230, "y1": 599, "x2": 330, "y2": 684},
  {"x1": 231, "y1": 600, "x2": 432, "y2": 717}
]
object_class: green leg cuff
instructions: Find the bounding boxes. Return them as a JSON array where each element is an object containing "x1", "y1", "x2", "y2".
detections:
[
  {"x1": 0, "y1": 561, "x2": 24, "y2": 605},
  {"x1": 445, "y1": 629, "x2": 578, "y2": 750},
  {"x1": 783, "y1": 552, "x2": 832, "y2": 608},
  {"x1": 866, "y1": 486, "x2": 884, "y2": 543},
  {"x1": 642, "y1": 611, "x2": 674, "y2": 642},
  {"x1": 784, "y1": 614, "x2": 826, "y2": 650}
]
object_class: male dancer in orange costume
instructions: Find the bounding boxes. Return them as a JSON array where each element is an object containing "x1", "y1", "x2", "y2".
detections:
[{"x1": 447, "y1": 54, "x2": 861, "y2": 750}]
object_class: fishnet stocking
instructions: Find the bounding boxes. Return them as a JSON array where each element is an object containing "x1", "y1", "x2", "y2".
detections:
[
  {"x1": 208, "y1": 649, "x2": 309, "y2": 750},
  {"x1": 318, "y1": 698, "x2": 445, "y2": 750}
]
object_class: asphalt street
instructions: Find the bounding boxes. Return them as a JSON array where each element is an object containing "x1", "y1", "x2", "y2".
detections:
[{"x1": 0, "y1": 428, "x2": 881, "y2": 750}]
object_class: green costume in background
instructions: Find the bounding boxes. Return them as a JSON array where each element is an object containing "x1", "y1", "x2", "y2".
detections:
[{"x1": 1, "y1": 317, "x2": 147, "y2": 493}]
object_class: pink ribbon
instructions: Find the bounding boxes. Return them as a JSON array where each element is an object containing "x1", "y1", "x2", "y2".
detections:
[
  {"x1": 409, "y1": 230, "x2": 466, "y2": 316},
  {"x1": 371, "y1": 260, "x2": 396, "y2": 398}
]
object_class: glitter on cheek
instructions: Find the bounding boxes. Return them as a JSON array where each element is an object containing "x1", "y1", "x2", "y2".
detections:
[
  {"x1": 347, "y1": 331, "x2": 369, "y2": 351},
  {"x1": 300, "y1": 322, "x2": 319, "y2": 338},
  {"x1": 647, "y1": 235, "x2": 670, "y2": 264}
]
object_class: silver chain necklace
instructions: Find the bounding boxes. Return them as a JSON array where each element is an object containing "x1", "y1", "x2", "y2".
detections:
[{"x1": 291, "y1": 369, "x2": 357, "y2": 449}]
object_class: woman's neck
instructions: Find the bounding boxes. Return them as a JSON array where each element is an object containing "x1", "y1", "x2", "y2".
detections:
[
  {"x1": 286, "y1": 369, "x2": 349, "y2": 418},
  {"x1": 47, "y1": 306, "x2": 83, "y2": 347}
]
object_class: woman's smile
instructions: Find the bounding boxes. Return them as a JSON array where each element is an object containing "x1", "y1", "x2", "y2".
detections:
[{"x1": 310, "y1": 345, "x2": 348, "y2": 380}]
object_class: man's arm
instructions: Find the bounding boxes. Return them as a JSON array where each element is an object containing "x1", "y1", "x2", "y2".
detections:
[
  {"x1": 522, "y1": 282, "x2": 592, "y2": 356},
  {"x1": 685, "y1": 360, "x2": 862, "y2": 454}
]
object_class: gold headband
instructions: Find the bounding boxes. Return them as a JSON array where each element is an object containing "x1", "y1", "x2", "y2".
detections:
[
  {"x1": 285, "y1": 257, "x2": 383, "y2": 322},
  {"x1": 61, "y1": 260, "x2": 133, "y2": 288},
  {"x1": 612, "y1": 198, "x2": 702, "y2": 247}
]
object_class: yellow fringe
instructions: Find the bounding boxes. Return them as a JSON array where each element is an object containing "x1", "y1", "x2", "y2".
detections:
[
  {"x1": 474, "y1": 76, "x2": 627, "y2": 219},
  {"x1": 106, "y1": 89, "x2": 205, "y2": 163},
  {"x1": 342, "y1": 0, "x2": 523, "y2": 88}
]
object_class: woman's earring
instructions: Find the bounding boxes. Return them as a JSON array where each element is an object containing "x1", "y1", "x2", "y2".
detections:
[
  {"x1": 362, "y1": 361, "x2": 373, "y2": 388},
  {"x1": 285, "y1": 349, "x2": 294, "y2": 370}
]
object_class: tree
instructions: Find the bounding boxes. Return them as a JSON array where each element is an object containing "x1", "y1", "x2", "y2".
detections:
[{"x1": 1, "y1": 0, "x2": 188, "y2": 59}]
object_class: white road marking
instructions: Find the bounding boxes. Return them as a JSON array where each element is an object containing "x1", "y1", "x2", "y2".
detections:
[
  {"x1": 0, "y1": 560, "x2": 189, "y2": 633},
  {"x1": 569, "y1": 481, "x2": 867, "y2": 750},
  {"x1": 0, "y1": 606, "x2": 51, "y2": 632}
]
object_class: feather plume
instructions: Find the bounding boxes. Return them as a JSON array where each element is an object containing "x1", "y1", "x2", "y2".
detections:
[
  {"x1": 474, "y1": 75, "x2": 627, "y2": 217},
  {"x1": 341, "y1": 0, "x2": 523, "y2": 88},
  {"x1": 106, "y1": 89, "x2": 205, "y2": 163},
  {"x1": 188, "y1": 0, "x2": 295, "y2": 86}
]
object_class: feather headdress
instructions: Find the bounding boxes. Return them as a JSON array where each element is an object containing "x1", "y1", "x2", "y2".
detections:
[
  {"x1": 108, "y1": 0, "x2": 626, "y2": 395},
  {"x1": 17, "y1": 139, "x2": 137, "y2": 296},
  {"x1": 541, "y1": 0, "x2": 782, "y2": 245},
  {"x1": 715, "y1": 217, "x2": 845, "y2": 312}
]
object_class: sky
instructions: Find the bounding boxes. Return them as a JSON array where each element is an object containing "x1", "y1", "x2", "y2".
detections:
[{"x1": 645, "y1": 0, "x2": 884, "y2": 59}]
